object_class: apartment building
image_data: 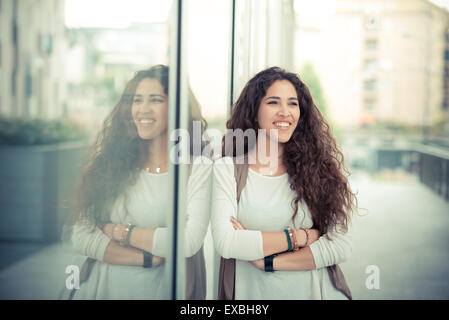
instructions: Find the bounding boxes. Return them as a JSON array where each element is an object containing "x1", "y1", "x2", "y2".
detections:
[
  {"x1": 294, "y1": 0, "x2": 449, "y2": 129},
  {"x1": 0, "y1": 0, "x2": 67, "y2": 119}
]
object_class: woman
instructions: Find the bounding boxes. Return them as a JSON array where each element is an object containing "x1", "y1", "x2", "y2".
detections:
[
  {"x1": 211, "y1": 66, "x2": 357, "y2": 300},
  {"x1": 67, "y1": 65, "x2": 212, "y2": 299}
]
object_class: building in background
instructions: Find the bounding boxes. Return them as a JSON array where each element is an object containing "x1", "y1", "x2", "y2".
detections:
[
  {"x1": 0, "y1": 0, "x2": 67, "y2": 119},
  {"x1": 294, "y1": 0, "x2": 449, "y2": 134},
  {"x1": 64, "y1": 22, "x2": 168, "y2": 127}
]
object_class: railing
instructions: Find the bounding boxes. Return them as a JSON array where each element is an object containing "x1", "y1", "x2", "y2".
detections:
[
  {"x1": 343, "y1": 137, "x2": 449, "y2": 202},
  {"x1": 416, "y1": 144, "x2": 449, "y2": 201}
]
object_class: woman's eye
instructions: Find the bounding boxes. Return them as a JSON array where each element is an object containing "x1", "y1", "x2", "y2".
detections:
[
  {"x1": 289, "y1": 102, "x2": 298, "y2": 107},
  {"x1": 267, "y1": 101, "x2": 277, "y2": 105},
  {"x1": 151, "y1": 99, "x2": 164, "y2": 103},
  {"x1": 133, "y1": 99, "x2": 142, "y2": 103}
]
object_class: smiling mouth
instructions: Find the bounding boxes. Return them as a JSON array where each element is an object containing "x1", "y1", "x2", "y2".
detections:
[
  {"x1": 139, "y1": 119, "x2": 156, "y2": 125},
  {"x1": 273, "y1": 121, "x2": 291, "y2": 128}
]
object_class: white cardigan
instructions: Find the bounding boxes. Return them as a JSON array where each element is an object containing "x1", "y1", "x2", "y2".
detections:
[
  {"x1": 211, "y1": 156, "x2": 352, "y2": 300},
  {"x1": 72, "y1": 156, "x2": 213, "y2": 260},
  {"x1": 69, "y1": 157, "x2": 213, "y2": 299}
]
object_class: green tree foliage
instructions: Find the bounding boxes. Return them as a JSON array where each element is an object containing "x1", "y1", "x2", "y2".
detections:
[
  {"x1": 299, "y1": 62, "x2": 328, "y2": 118},
  {"x1": 299, "y1": 62, "x2": 341, "y2": 140},
  {"x1": 0, "y1": 117, "x2": 87, "y2": 145}
]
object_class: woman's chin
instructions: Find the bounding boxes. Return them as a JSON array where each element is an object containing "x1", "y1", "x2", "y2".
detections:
[
  {"x1": 273, "y1": 133, "x2": 293, "y2": 144},
  {"x1": 137, "y1": 132, "x2": 156, "y2": 140}
]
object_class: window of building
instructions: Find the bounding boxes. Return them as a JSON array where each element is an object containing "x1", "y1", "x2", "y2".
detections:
[
  {"x1": 366, "y1": 39, "x2": 378, "y2": 51},
  {"x1": 11, "y1": 70, "x2": 16, "y2": 97},
  {"x1": 25, "y1": 72, "x2": 32, "y2": 99},
  {"x1": 364, "y1": 59, "x2": 378, "y2": 73},
  {"x1": 12, "y1": 21, "x2": 18, "y2": 45},
  {"x1": 364, "y1": 99, "x2": 376, "y2": 111},
  {"x1": 364, "y1": 79, "x2": 377, "y2": 92},
  {"x1": 365, "y1": 15, "x2": 380, "y2": 31}
]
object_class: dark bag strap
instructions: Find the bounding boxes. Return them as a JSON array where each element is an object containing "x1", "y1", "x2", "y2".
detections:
[
  {"x1": 218, "y1": 157, "x2": 247, "y2": 300},
  {"x1": 65, "y1": 257, "x2": 95, "y2": 299},
  {"x1": 218, "y1": 156, "x2": 352, "y2": 300},
  {"x1": 185, "y1": 246, "x2": 207, "y2": 300},
  {"x1": 328, "y1": 264, "x2": 352, "y2": 300}
]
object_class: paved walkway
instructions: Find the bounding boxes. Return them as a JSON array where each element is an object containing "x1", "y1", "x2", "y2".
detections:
[
  {"x1": 1, "y1": 172, "x2": 448, "y2": 299},
  {"x1": 342, "y1": 172, "x2": 449, "y2": 299}
]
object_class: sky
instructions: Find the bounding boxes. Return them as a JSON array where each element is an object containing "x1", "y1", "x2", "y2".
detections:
[
  {"x1": 429, "y1": 0, "x2": 449, "y2": 10},
  {"x1": 65, "y1": 0, "x2": 449, "y2": 29},
  {"x1": 64, "y1": 0, "x2": 172, "y2": 28}
]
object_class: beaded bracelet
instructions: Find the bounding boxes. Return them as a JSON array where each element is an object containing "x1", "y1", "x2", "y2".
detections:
[
  {"x1": 119, "y1": 223, "x2": 131, "y2": 246},
  {"x1": 303, "y1": 228, "x2": 310, "y2": 246},
  {"x1": 283, "y1": 229, "x2": 292, "y2": 252},
  {"x1": 125, "y1": 224, "x2": 136, "y2": 246},
  {"x1": 287, "y1": 227, "x2": 299, "y2": 251}
]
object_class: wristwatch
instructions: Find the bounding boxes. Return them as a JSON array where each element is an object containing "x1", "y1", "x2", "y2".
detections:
[{"x1": 264, "y1": 254, "x2": 276, "y2": 272}]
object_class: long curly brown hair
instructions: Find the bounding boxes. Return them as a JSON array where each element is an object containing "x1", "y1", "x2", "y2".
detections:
[
  {"x1": 223, "y1": 66, "x2": 357, "y2": 236},
  {"x1": 71, "y1": 65, "x2": 206, "y2": 227}
]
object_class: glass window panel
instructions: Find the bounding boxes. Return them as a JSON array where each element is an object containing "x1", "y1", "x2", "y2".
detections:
[
  {"x1": 176, "y1": 0, "x2": 232, "y2": 300},
  {"x1": 0, "y1": 0, "x2": 176, "y2": 300}
]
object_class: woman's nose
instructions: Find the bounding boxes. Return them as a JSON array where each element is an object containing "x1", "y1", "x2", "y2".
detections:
[
  {"x1": 141, "y1": 99, "x2": 153, "y2": 112},
  {"x1": 278, "y1": 102, "x2": 290, "y2": 116}
]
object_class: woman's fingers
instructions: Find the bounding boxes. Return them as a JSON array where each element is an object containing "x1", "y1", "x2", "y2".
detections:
[
  {"x1": 249, "y1": 259, "x2": 264, "y2": 270},
  {"x1": 102, "y1": 223, "x2": 114, "y2": 238},
  {"x1": 230, "y1": 216, "x2": 245, "y2": 230},
  {"x1": 308, "y1": 228, "x2": 320, "y2": 243}
]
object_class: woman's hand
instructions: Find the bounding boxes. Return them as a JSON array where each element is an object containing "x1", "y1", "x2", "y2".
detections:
[
  {"x1": 102, "y1": 223, "x2": 133, "y2": 243},
  {"x1": 249, "y1": 258, "x2": 264, "y2": 270},
  {"x1": 230, "y1": 216, "x2": 245, "y2": 230},
  {"x1": 152, "y1": 255, "x2": 165, "y2": 267},
  {"x1": 102, "y1": 223, "x2": 116, "y2": 239}
]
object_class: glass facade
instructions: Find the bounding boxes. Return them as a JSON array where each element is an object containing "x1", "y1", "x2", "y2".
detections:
[{"x1": 0, "y1": 0, "x2": 448, "y2": 301}]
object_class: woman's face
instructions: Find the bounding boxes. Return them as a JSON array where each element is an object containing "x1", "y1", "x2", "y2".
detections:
[
  {"x1": 257, "y1": 80, "x2": 300, "y2": 144},
  {"x1": 131, "y1": 77, "x2": 168, "y2": 141}
]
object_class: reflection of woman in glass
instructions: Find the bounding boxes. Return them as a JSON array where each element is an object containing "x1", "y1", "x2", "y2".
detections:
[
  {"x1": 68, "y1": 65, "x2": 212, "y2": 299},
  {"x1": 212, "y1": 67, "x2": 357, "y2": 300}
]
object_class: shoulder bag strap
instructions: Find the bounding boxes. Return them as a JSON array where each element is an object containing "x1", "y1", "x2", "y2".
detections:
[{"x1": 218, "y1": 156, "x2": 248, "y2": 300}]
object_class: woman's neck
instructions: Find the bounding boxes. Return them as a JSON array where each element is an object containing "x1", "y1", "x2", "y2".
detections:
[
  {"x1": 252, "y1": 134, "x2": 284, "y2": 166},
  {"x1": 141, "y1": 132, "x2": 168, "y2": 171},
  {"x1": 248, "y1": 135, "x2": 285, "y2": 175}
]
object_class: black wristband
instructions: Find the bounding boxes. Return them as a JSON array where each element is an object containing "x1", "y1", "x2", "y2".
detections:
[
  {"x1": 142, "y1": 250, "x2": 153, "y2": 268},
  {"x1": 264, "y1": 254, "x2": 276, "y2": 272}
]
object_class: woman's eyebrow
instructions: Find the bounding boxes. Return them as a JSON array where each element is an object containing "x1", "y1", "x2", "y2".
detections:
[
  {"x1": 265, "y1": 96, "x2": 298, "y2": 101},
  {"x1": 134, "y1": 94, "x2": 166, "y2": 98}
]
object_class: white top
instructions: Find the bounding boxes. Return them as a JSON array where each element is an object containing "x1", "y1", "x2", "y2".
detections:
[
  {"x1": 211, "y1": 156, "x2": 352, "y2": 300},
  {"x1": 70, "y1": 156, "x2": 213, "y2": 299}
]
